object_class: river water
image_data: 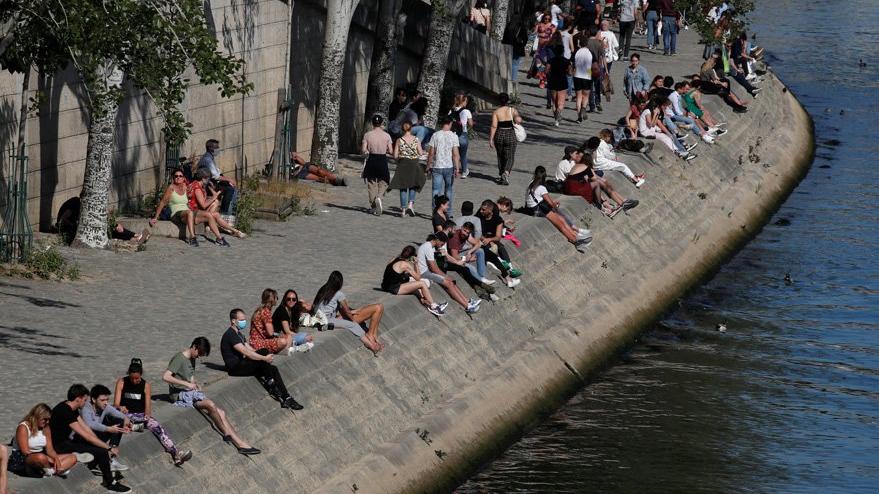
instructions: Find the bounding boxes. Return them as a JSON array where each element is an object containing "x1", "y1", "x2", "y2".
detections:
[{"x1": 457, "y1": 1, "x2": 879, "y2": 492}]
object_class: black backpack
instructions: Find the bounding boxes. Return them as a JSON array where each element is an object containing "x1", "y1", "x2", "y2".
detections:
[{"x1": 449, "y1": 107, "x2": 464, "y2": 136}]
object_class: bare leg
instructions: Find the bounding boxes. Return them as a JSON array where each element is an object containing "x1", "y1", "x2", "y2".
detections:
[
  {"x1": 196, "y1": 400, "x2": 251, "y2": 449},
  {"x1": 396, "y1": 280, "x2": 435, "y2": 307},
  {"x1": 351, "y1": 303, "x2": 383, "y2": 346},
  {"x1": 181, "y1": 210, "x2": 196, "y2": 239},
  {"x1": 596, "y1": 177, "x2": 627, "y2": 205},
  {"x1": 1, "y1": 445, "x2": 9, "y2": 494},
  {"x1": 546, "y1": 211, "x2": 578, "y2": 242},
  {"x1": 211, "y1": 212, "x2": 244, "y2": 236},
  {"x1": 195, "y1": 211, "x2": 224, "y2": 241},
  {"x1": 440, "y1": 277, "x2": 470, "y2": 308}
]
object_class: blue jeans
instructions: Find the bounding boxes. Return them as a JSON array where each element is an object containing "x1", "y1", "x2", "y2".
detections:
[
  {"x1": 431, "y1": 168, "x2": 454, "y2": 209},
  {"x1": 663, "y1": 115, "x2": 680, "y2": 135},
  {"x1": 412, "y1": 125, "x2": 434, "y2": 146},
  {"x1": 399, "y1": 188, "x2": 416, "y2": 209},
  {"x1": 646, "y1": 11, "x2": 660, "y2": 47},
  {"x1": 662, "y1": 16, "x2": 678, "y2": 54},
  {"x1": 511, "y1": 56, "x2": 522, "y2": 82},
  {"x1": 589, "y1": 76, "x2": 602, "y2": 110},
  {"x1": 458, "y1": 133, "x2": 470, "y2": 174},
  {"x1": 566, "y1": 74, "x2": 574, "y2": 98},
  {"x1": 466, "y1": 248, "x2": 486, "y2": 279},
  {"x1": 672, "y1": 114, "x2": 701, "y2": 136}
]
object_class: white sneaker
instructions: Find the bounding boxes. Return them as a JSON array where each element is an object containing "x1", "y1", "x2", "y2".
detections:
[
  {"x1": 374, "y1": 198, "x2": 382, "y2": 216},
  {"x1": 437, "y1": 302, "x2": 449, "y2": 312},
  {"x1": 489, "y1": 294, "x2": 500, "y2": 302},
  {"x1": 634, "y1": 178, "x2": 646, "y2": 188},
  {"x1": 74, "y1": 452, "x2": 95, "y2": 463},
  {"x1": 506, "y1": 278, "x2": 521, "y2": 288},
  {"x1": 577, "y1": 228, "x2": 593, "y2": 241},
  {"x1": 130, "y1": 423, "x2": 145, "y2": 433},
  {"x1": 460, "y1": 169, "x2": 470, "y2": 179},
  {"x1": 110, "y1": 458, "x2": 129, "y2": 472},
  {"x1": 290, "y1": 342, "x2": 314, "y2": 354},
  {"x1": 702, "y1": 134, "x2": 715, "y2": 144},
  {"x1": 480, "y1": 277, "x2": 496, "y2": 285},
  {"x1": 465, "y1": 300, "x2": 481, "y2": 314},
  {"x1": 486, "y1": 262, "x2": 500, "y2": 273},
  {"x1": 684, "y1": 153, "x2": 698, "y2": 161},
  {"x1": 43, "y1": 467, "x2": 55, "y2": 477},
  {"x1": 427, "y1": 304, "x2": 445, "y2": 316},
  {"x1": 685, "y1": 142, "x2": 698, "y2": 152}
]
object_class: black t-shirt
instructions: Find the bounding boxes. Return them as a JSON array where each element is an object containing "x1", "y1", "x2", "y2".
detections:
[
  {"x1": 478, "y1": 213, "x2": 504, "y2": 240},
  {"x1": 432, "y1": 211, "x2": 446, "y2": 231},
  {"x1": 220, "y1": 327, "x2": 246, "y2": 370},
  {"x1": 272, "y1": 305, "x2": 296, "y2": 334},
  {"x1": 646, "y1": 0, "x2": 659, "y2": 11},
  {"x1": 49, "y1": 401, "x2": 79, "y2": 443}
]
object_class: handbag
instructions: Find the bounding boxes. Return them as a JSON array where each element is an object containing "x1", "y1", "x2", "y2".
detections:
[{"x1": 510, "y1": 107, "x2": 526, "y2": 142}]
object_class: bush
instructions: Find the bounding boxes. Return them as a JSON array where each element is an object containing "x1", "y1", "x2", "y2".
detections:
[
  {"x1": 234, "y1": 175, "x2": 260, "y2": 234},
  {"x1": 23, "y1": 246, "x2": 80, "y2": 280}
]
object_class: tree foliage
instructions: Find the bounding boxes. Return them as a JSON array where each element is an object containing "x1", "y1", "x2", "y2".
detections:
[
  {"x1": 675, "y1": 0, "x2": 755, "y2": 44},
  {"x1": 0, "y1": 0, "x2": 252, "y2": 144}
]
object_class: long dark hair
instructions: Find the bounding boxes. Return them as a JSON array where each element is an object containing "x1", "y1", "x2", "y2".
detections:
[
  {"x1": 527, "y1": 166, "x2": 548, "y2": 193},
  {"x1": 280, "y1": 289, "x2": 302, "y2": 324},
  {"x1": 433, "y1": 194, "x2": 449, "y2": 214},
  {"x1": 390, "y1": 245, "x2": 416, "y2": 266},
  {"x1": 313, "y1": 271, "x2": 344, "y2": 308},
  {"x1": 562, "y1": 145, "x2": 579, "y2": 161}
]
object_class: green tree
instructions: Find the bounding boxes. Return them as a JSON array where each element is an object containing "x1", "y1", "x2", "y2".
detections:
[
  {"x1": 0, "y1": 0, "x2": 252, "y2": 248},
  {"x1": 675, "y1": 0, "x2": 754, "y2": 44}
]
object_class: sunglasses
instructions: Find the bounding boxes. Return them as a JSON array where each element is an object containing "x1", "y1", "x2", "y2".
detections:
[
  {"x1": 174, "y1": 174, "x2": 184, "y2": 178},
  {"x1": 286, "y1": 297, "x2": 298, "y2": 302}
]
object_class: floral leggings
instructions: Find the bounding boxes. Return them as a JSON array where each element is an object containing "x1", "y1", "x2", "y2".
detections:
[{"x1": 126, "y1": 412, "x2": 178, "y2": 456}]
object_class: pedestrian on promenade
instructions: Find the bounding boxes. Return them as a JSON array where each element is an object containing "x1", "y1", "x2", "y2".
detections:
[
  {"x1": 313, "y1": 271, "x2": 384, "y2": 354},
  {"x1": 599, "y1": 20, "x2": 619, "y2": 73},
  {"x1": 389, "y1": 120, "x2": 426, "y2": 218},
  {"x1": 587, "y1": 26, "x2": 605, "y2": 112},
  {"x1": 249, "y1": 288, "x2": 295, "y2": 355},
  {"x1": 617, "y1": 0, "x2": 637, "y2": 58},
  {"x1": 644, "y1": 0, "x2": 660, "y2": 50},
  {"x1": 361, "y1": 114, "x2": 394, "y2": 216},
  {"x1": 448, "y1": 92, "x2": 474, "y2": 178},
  {"x1": 163, "y1": 337, "x2": 260, "y2": 456},
  {"x1": 112, "y1": 358, "x2": 193, "y2": 466},
  {"x1": 573, "y1": 34, "x2": 593, "y2": 123},
  {"x1": 547, "y1": 45, "x2": 572, "y2": 126},
  {"x1": 223, "y1": 309, "x2": 304, "y2": 410},
  {"x1": 416, "y1": 233, "x2": 482, "y2": 314},
  {"x1": 272, "y1": 289, "x2": 316, "y2": 352},
  {"x1": 49, "y1": 384, "x2": 132, "y2": 492},
  {"x1": 623, "y1": 53, "x2": 650, "y2": 101},
  {"x1": 382, "y1": 246, "x2": 448, "y2": 316},
  {"x1": 489, "y1": 93, "x2": 522, "y2": 186},
  {"x1": 426, "y1": 116, "x2": 460, "y2": 209},
  {"x1": 502, "y1": 15, "x2": 530, "y2": 89},
  {"x1": 149, "y1": 168, "x2": 199, "y2": 246},
  {"x1": 9, "y1": 403, "x2": 81, "y2": 478},
  {"x1": 524, "y1": 166, "x2": 592, "y2": 251},
  {"x1": 657, "y1": 0, "x2": 679, "y2": 55}
]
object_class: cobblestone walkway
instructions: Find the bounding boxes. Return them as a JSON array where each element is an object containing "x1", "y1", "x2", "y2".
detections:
[{"x1": 0, "y1": 31, "x2": 712, "y2": 429}]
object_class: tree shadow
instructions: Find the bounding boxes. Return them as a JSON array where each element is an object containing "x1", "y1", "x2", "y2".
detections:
[
  {"x1": 0, "y1": 324, "x2": 87, "y2": 358},
  {"x1": 0, "y1": 290, "x2": 81, "y2": 308}
]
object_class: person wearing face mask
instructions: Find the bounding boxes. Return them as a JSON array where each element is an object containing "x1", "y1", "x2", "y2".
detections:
[
  {"x1": 220, "y1": 308, "x2": 304, "y2": 410},
  {"x1": 197, "y1": 139, "x2": 238, "y2": 215}
]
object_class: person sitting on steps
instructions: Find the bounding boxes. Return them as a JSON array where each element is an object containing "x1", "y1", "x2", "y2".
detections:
[
  {"x1": 312, "y1": 271, "x2": 384, "y2": 355},
  {"x1": 272, "y1": 289, "x2": 316, "y2": 353},
  {"x1": 189, "y1": 168, "x2": 247, "y2": 246},
  {"x1": 586, "y1": 134, "x2": 646, "y2": 187},
  {"x1": 381, "y1": 245, "x2": 448, "y2": 316},
  {"x1": 162, "y1": 337, "x2": 261, "y2": 456},
  {"x1": 112, "y1": 358, "x2": 192, "y2": 466},
  {"x1": 525, "y1": 166, "x2": 593, "y2": 252},
  {"x1": 79, "y1": 385, "x2": 132, "y2": 474},
  {"x1": 416, "y1": 233, "x2": 482, "y2": 314},
  {"x1": 150, "y1": 168, "x2": 199, "y2": 246},
  {"x1": 249, "y1": 288, "x2": 294, "y2": 356},
  {"x1": 222, "y1": 309, "x2": 304, "y2": 410},
  {"x1": 9, "y1": 403, "x2": 82, "y2": 479}
]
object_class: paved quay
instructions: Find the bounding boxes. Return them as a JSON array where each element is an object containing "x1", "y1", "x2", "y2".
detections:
[{"x1": 0, "y1": 28, "x2": 789, "y2": 493}]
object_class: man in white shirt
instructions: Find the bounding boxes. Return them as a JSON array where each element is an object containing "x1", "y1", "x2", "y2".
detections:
[
  {"x1": 416, "y1": 233, "x2": 481, "y2": 314},
  {"x1": 427, "y1": 116, "x2": 461, "y2": 210},
  {"x1": 573, "y1": 35, "x2": 593, "y2": 122},
  {"x1": 669, "y1": 81, "x2": 724, "y2": 143},
  {"x1": 587, "y1": 133, "x2": 645, "y2": 188},
  {"x1": 550, "y1": 0, "x2": 563, "y2": 27}
]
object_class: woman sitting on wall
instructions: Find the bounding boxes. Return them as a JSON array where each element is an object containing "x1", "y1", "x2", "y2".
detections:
[
  {"x1": 381, "y1": 246, "x2": 448, "y2": 317},
  {"x1": 565, "y1": 151, "x2": 639, "y2": 217},
  {"x1": 250, "y1": 289, "x2": 295, "y2": 356},
  {"x1": 313, "y1": 271, "x2": 384, "y2": 355},
  {"x1": 432, "y1": 195, "x2": 451, "y2": 232},
  {"x1": 150, "y1": 168, "x2": 199, "y2": 246},
  {"x1": 524, "y1": 166, "x2": 592, "y2": 252},
  {"x1": 189, "y1": 168, "x2": 247, "y2": 245},
  {"x1": 272, "y1": 289, "x2": 316, "y2": 352},
  {"x1": 9, "y1": 403, "x2": 82, "y2": 478}
]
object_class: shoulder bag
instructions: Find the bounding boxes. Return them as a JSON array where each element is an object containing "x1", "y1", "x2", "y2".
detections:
[{"x1": 510, "y1": 107, "x2": 526, "y2": 142}]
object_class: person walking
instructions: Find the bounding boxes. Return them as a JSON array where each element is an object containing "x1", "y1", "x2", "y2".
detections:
[
  {"x1": 489, "y1": 93, "x2": 523, "y2": 186},
  {"x1": 658, "y1": 0, "x2": 679, "y2": 55},
  {"x1": 361, "y1": 114, "x2": 394, "y2": 216},
  {"x1": 448, "y1": 92, "x2": 474, "y2": 178},
  {"x1": 573, "y1": 34, "x2": 593, "y2": 123},
  {"x1": 426, "y1": 116, "x2": 460, "y2": 210},
  {"x1": 547, "y1": 45, "x2": 572, "y2": 126},
  {"x1": 389, "y1": 121, "x2": 426, "y2": 217},
  {"x1": 644, "y1": 0, "x2": 660, "y2": 51},
  {"x1": 617, "y1": 0, "x2": 637, "y2": 58}
]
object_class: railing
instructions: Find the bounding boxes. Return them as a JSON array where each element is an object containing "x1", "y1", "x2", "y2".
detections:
[{"x1": 0, "y1": 144, "x2": 33, "y2": 262}]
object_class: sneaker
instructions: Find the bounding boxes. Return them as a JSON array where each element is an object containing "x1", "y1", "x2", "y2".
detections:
[
  {"x1": 576, "y1": 228, "x2": 593, "y2": 242},
  {"x1": 573, "y1": 238, "x2": 592, "y2": 252},
  {"x1": 281, "y1": 397, "x2": 304, "y2": 410},
  {"x1": 702, "y1": 134, "x2": 715, "y2": 144},
  {"x1": 733, "y1": 106, "x2": 748, "y2": 114},
  {"x1": 110, "y1": 458, "x2": 129, "y2": 472},
  {"x1": 104, "y1": 481, "x2": 132, "y2": 493},
  {"x1": 131, "y1": 423, "x2": 145, "y2": 433},
  {"x1": 712, "y1": 128, "x2": 728, "y2": 137},
  {"x1": 506, "y1": 278, "x2": 521, "y2": 288},
  {"x1": 289, "y1": 342, "x2": 314, "y2": 354},
  {"x1": 634, "y1": 178, "x2": 646, "y2": 188},
  {"x1": 437, "y1": 302, "x2": 449, "y2": 312},
  {"x1": 480, "y1": 277, "x2": 496, "y2": 285},
  {"x1": 374, "y1": 198, "x2": 383, "y2": 216},
  {"x1": 43, "y1": 467, "x2": 55, "y2": 477},
  {"x1": 508, "y1": 267, "x2": 523, "y2": 278},
  {"x1": 74, "y1": 452, "x2": 95, "y2": 463},
  {"x1": 621, "y1": 199, "x2": 639, "y2": 211},
  {"x1": 216, "y1": 237, "x2": 231, "y2": 247},
  {"x1": 486, "y1": 262, "x2": 500, "y2": 273},
  {"x1": 468, "y1": 298, "x2": 482, "y2": 308},
  {"x1": 173, "y1": 450, "x2": 193, "y2": 466},
  {"x1": 685, "y1": 142, "x2": 698, "y2": 152},
  {"x1": 188, "y1": 237, "x2": 199, "y2": 247},
  {"x1": 489, "y1": 293, "x2": 500, "y2": 302},
  {"x1": 500, "y1": 174, "x2": 509, "y2": 186},
  {"x1": 427, "y1": 304, "x2": 445, "y2": 317},
  {"x1": 460, "y1": 169, "x2": 470, "y2": 179},
  {"x1": 237, "y1": 447, "x2": 261, "y2": 456},
  {"x1": 596, "y1": 104, "x2": 603, "y2": 112},
  {"x1": 465, "y1": 300, "x2": 481, "y2": 314},
  {"x1": 684, "y1": 153, "x2": 698, "y2": 161}
]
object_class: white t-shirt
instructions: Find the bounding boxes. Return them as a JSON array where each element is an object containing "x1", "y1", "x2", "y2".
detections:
[
  {"x1": 525, "y1": 185, "x2": 549, "y2": 208},
  {"x1": 574, "y1": 47, "x2": 593, "y2": 80},
  {"x1": 429, "y1": 130, "x2": 459, "y2": 169},
  {"x1": 600, "y1": 30, "x2": 619, "y2": 63},
  {"x1": 316, "y1": 291, "x2": 345, "y2": 319},
  {"x1": 550, "y1": 4, "x2": 562, "y2": 26},
  {"x1": 452, "y1": 108, "x2": 473, "y2": 132},
  {"x1": 416, "y1": 241, "x2": 436, "y2": 274},
  {"x1": 555, "y1": 159, "x2": 575, "y2": 181},
  {"x1": 668, "y1": 91, "x2": 685, "y2": 116},
  {"x1": 638, "y1": 108, "x2": 656, "y2": 135},
  {"x1": 561, "y1": 31, "x2": 572, "y2": 59}
]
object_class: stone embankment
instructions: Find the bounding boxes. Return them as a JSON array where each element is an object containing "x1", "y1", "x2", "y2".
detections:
[{"x1": 9, "y1": 32, "x2": 813, "y2": 493}]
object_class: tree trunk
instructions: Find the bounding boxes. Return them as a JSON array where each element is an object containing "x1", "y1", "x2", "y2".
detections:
[
  {"x1": 73, "y1": 65, "x2": 123, "y2": 249},
  {"x1": 364, "y1": 0, "x2": 403, "y2": 129},
  {"x1": 417, "y1": 0, "x2": 467, "y2": 129},
  {"x1": 491, "y1": 0, "x2": 509, "y2": 41},
  {"x1": 312, "y1": 0, "x2": 358, "y2": 170}
]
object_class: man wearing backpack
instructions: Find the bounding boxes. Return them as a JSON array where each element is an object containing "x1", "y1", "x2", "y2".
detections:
[{"x1": 448, "y1": 92, "x2": 474, "y2": 179}]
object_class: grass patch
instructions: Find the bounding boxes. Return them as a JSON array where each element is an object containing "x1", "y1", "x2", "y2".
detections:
[{"x1": 1, "y1": 244, "x2": 81, "y2": 281}]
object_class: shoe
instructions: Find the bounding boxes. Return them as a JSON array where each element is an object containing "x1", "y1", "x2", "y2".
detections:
[
  {"x1": 338, "y1": 177, "x2": 348, "y2": 186},
  {"x1": 576, "y1": 228, "x2": 592, "y2": 241},
  {"x1": 621, "y1": 199, "x2": 639, "y2": 211},
  {"x1": 188, "y1": 237, "x2": 199, "y2": 247},
  {"x1": 702, "y1": 134, "x2": 715, "y2": 144},
  {"x1": 460, "y1": 169, "x2": 470, "y2": 179},
  {"x1": 508, "y1": 267, "x2": 523, "y2": 278},
  {"x1": 289, "y1": 342, "x2": 314, "y2": 354},
  {"x1": 104, "y1": 481, "x2": 132, "y2": 493},
  {"x1": 480, "y1": 277, "x2": 496, "y2": 285},
  {"x1": 43, "y1": 467, "x2": 55, "y2": 477},
  {"x1": 554, "y1": 119, "x2": 560, "y2": 127},
  {"x1": 573, "y1": 237, "x2": 592, "y2": 252},
  {"x1": 374, "y1": 198, "x2": 383, "y2": 216},
  {"x1": 110, "y1": 458, "x2": 129, "y2": 472},
  {"x1": 237, "y1": 447, "x2": 261, "y2": 456},
  {"x1": 685, "y1": 142, "x2": 698, "y2": 152},
  {"x1": 407, "y1": 207, "x2": 416, "y2": 217},
  {"x1": 437, "y1": 302, "x2": 449, "y2": 312},
  {"x1": 281, "y1": 397, "x2": 304, "y2": 410},
  {"x1": 684, "y1": 153, "x2": 698, "y2": 161},
  {"x1": 216, "y1": 237, "x2": 230, "y2": 247},
  {"x1": 506, "y1": 278, "x2": 521, "y2": 288},
  {"x1": 634, "y1": 178, "x2": 646, "y2": 188},
  {"x1": 131, "y1": 423, "x2": 145, "y2": 433},
  {"x1": 74, "y1": 452, "x2": 95, "y2": 463},
  {"x1": 173, "y1": 450, "x2": 193, "y2": 466},
  {"x1": 751, "y1": 88, "x2": 761, "y2": 95},
  {"x1": 733, "y1": 107, "x2": 748, "y2": 114},
  {"x1": 712, "y1": 128, "x2": 728, "y2": 137},
  {"x1": 500, "y1": 175, "x2": 509, "y2": 186},
  {"x1": 465, "y1": 300, "x2": 481, "y2": 314},
  {"x1": 427, "y1": 304, "x2": 445, "y2": 317},
  {"x1": 596, "y1": 104, "x2": 603, "y2": 112},
  {"x1": 486, "y1": 262, "x2": 500, "y2": 273},
  {"x1": 576, "y1": 116, "x2": 583, "y2": 123}
]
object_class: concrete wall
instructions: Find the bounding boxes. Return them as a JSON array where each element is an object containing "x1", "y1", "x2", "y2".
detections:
[
  {"x1": 15, "y1": 67, "x2": 813, "y2": 493},
  {"x1": 0, "y1": 0, "x2": 510, "y2": 231}
]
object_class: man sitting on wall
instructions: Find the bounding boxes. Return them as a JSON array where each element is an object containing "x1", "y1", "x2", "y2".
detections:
[{"x1": 197, "y1": 139, "x2": 238, "y2": 215}]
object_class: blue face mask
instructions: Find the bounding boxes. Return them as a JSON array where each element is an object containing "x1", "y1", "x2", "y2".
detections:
[{"x1": 236, "y1": 319, "x2": 247, "y2": 330}]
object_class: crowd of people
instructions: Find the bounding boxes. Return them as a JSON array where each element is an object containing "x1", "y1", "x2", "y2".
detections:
[{"x1": 8, "y1": 2, "x2": 768, "y2": 493}]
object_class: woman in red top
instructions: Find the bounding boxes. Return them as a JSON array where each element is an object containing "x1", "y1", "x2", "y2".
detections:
[
  {"x1": 189, "y1": 168, "x2": 246, "y2": 246},
  {"x1": 625, "y1": 93, "x2": 648, "y2": 137},
  {"x1": 250, "y1": 289, "x2": 293, "y2": 355}
]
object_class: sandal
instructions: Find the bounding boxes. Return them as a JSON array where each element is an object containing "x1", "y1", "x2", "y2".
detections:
[{"x1": 233, "y1": 229, "x2": 247, "y2": 239}]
